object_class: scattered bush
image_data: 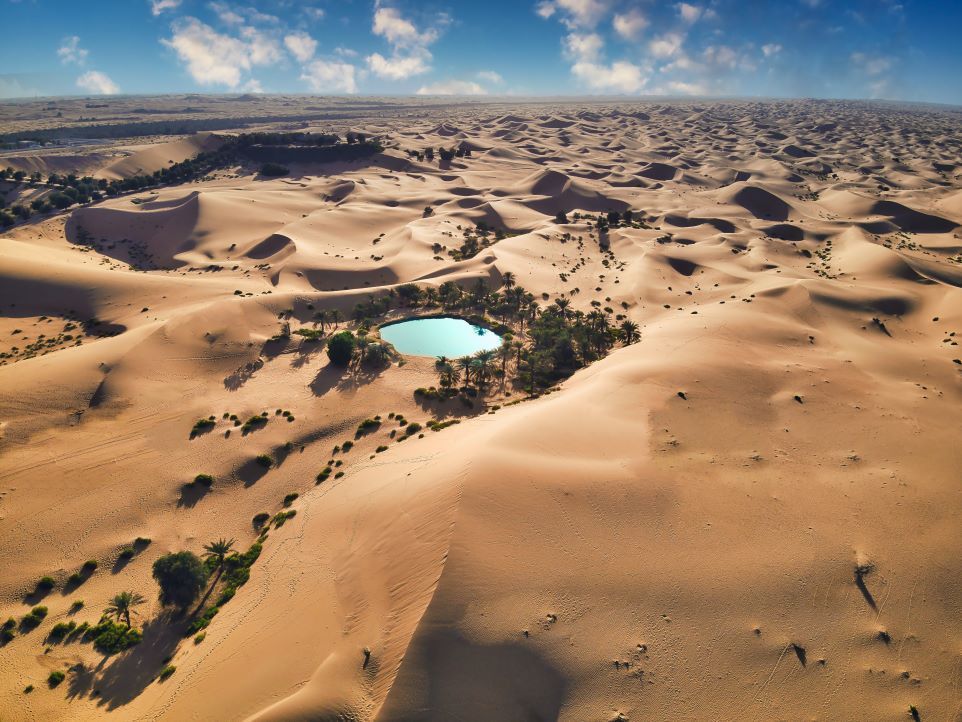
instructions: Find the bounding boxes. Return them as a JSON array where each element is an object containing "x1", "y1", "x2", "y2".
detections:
[
  {"x1": 191, "y1": 418, "x2": 216, "y2": 435},
  {"x1": 88, "y1": 617, "x2": 142, "y2": 654},
  {"x1": 82, "y1": 560, "x2": 98, "y2": 573},
  {"x1": 158, "y1": 664, "x2": 177, "y2": 681},
  {"x1": 272, "y1": 510, "x2": 297, "y2": 528},
  {"x1": 375, "y1": 445, "x2": 388, "y2": 453},
  {"x1": 48, "y1": 670, "x2": 65, "y2": 687},
  {"x1": 283, "y1": 493, "x2": 298, "y2": 507},
  {"x1": 193, "y1": 474, "x2": 214, "y2": 487},
  {"x1": 254, "y1": 454, "x2": 273, "y2": 468},
  {"x1": 21, "y1": 606, "x2": 48, "y2": 631},
  {"x1": 252, "y1": 512, "x2": 270, "y2": 528},
  {"x1": 36, "y1": 576, "x2": 56, "y2": 593},
  {"x1": 48, "y1": 621, "x2": 77, "y2": 642}
]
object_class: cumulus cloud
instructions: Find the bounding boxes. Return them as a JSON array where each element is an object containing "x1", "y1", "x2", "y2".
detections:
[
  {"x1": 676, "y1": 2, "x2": 703, "y2": 23},
  {"x1": 57, "y1": 36, "x2": 88, "y2": 65},
  {"x1": 300, "y1": 58, "x2": 358, "y2": 93},
  {"x1": 613, "y1": 9, "x2": 648, "y2": 39},
  {"x1": 572, "y1": 59, "x2": 646, "y2": 93},
  {"x1": 366, "y1": 5, "x2": 443, "y2": 80},
  {"x1": 538, "y1": 0, "x2": 610, "y2": 28},
  {"x1": 284, "y1": 32, "x2": 317, "y2": 63},
  {"x1": 564, "y1": 32, "x2": 603, "y2": 62},
  {"x1": 77, "y1": 70, "x2": 119, "y2": 95},
  {"x1": 163, "y1": 17, "x2": 281, "y2": 88},
  {"x1": 649, "y1": 32, "x2": 685, "y2": 59},
  {"x1": 372, "y1": 6, "x2": 437, "y2": 47},
  {"x1": 762, "y1": 43, "x2": 782, "y2": 57},
  {"x1": 150, "y1": 0, "x2": 181, "y2": 16},
  {"x1": 417, "y1": 80, "x2": 487, "y2": 95},
  {"x1": 367, "y1": 50, "x2": 431, "y2": 80},
  {"x1": 702, "y1": 45, "x2": 738, "y2": 70},
  {"x1": 667, "y1": 79, "x2": 707, "y2": 95}
]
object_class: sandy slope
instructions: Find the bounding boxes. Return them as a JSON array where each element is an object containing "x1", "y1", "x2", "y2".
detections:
[{"x1": 1, "y1": 99, "x2": 961, "y2": 721}]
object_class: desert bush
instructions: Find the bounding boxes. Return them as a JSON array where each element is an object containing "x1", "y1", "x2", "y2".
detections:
[
  {"x1": 255, "y1": 454, "x2": 273, "y2": 468},
  {"x1": 193, "y1": 474, "x2": 214, "y2": 487},
  {"x1": 21, "y1": 606, "x2": 48, "y2": 630},
  {"x1": 327, "y1": 331, "x2": 355, "y2": 366},
  {"x1": 48, "y1": 670, "x2": 65, "y2": 687},
  {"x1": 36, "y1": 576, "x2": 55, "y2": 592},
  {"x1": 283, "y1": 493, "x2": 298, "y2": 507},
  {"x1": 152, "y1": 551, "x2": 208, "y2": 610},
  {"x1": 252, "y1": 512, "x2": 270, "y2": 528},
  {"x1": 375, "y1": 445, "x2": 388, "y2": 453},
  {"x1": 158, "y1": 664, "x2": 177, "y2": 681}
]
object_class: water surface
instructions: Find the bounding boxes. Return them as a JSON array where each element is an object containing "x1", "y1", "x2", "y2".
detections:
[{"x1": 380, "y1": 317, "x2": 502, "y2": 358}]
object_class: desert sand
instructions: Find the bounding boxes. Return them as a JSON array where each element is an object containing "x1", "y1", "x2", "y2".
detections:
[{"x1": 1, "y1": 98, "x2": 961, "y2": 721}]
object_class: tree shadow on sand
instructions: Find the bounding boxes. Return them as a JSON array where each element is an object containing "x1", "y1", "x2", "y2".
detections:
[
  {"x1": 66, "y1": 613, "x2": 185, "y2": 711},
  {"x1": 309, "y1": 360, "x2": 389, "y2": 397},
  {"x1": 223, "y1": 357, "x2": 264, "y2": 391}
]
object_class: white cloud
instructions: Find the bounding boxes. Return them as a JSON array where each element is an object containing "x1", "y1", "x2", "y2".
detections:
[
  {"x1": 77, "y1": 70, "x2": 119, "y2": 95},
  {"x1": 851, "y1": 52, "x2": 891, "y2": 76},
  {"x1": 57, "y1": 36, "x2": 88, "y2": 65},
  {"x1": 649, "y1": 32, "x2": 685, "y2": 59},
  {"x1": 372, "y1": 6, "x2": 437, "y2": 47},
  {"x1": 702, "y1": 45, "x2": 738, "y2": 69},
  {"x1": 300, "y1": 58, "x2": 358, "y2": 93},
  {"x1": 303, "y1": 7, "x2": 325, "y2": 21},
  {"x1": 366, "y1": 50, "x2": 431, "y2": 80},
  {"x1": 613, "y1": 9, "x2": 648, "y2": 39},
  {"x1": 762, "y1": 43, "x2": 782, "y2": 57},
  {"x1": 564, "y1": 32, "x2": 603, "y2": 62},
  {"x1": 150, "y1": 0, "x2": 181, "y2": 16},
  {"x1": 366, "y1": 6, "x2": 443, "y2": 80},
  {"x1": 555, "y1": 0, "x2": 609, "y2": 28},
  {"x1": 242, "y1": 78, "x2": 264, "y2": 93},
  {"x1": 477, "y1": 70, "x2": 503, "y2": 84},
  {"x1": 667, "y1": 80, "x2": 708, "y2": 95},
  {"x1": 284, "y1": 32, "x2": 317, "y2": 63},
  {"x1": 536, "y1": 1, "x2": 556, "y2": 19},
  {"x1": 335, "y1": 47, "x2": 359, "y2": 58},
  {"x1": 572, "y1": 60, "x2": 646, "y2": 93},
  {"x1": 417, "y1": 80, "x2": 487, "y2": 95},
  {"x1": 676, "y1": 2, "x2": 703, "y2": 23},
  {"x1": 163, "y1": 17, "x2": 281, "y2": 88}
]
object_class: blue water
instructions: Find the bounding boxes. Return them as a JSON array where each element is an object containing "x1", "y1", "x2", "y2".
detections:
[{"x1": 379, "y1": 317, "x2": 502, "y2": 358}]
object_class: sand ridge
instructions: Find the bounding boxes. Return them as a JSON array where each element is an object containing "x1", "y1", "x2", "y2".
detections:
[{"x1": 0, "y1": 98, "x2": 961, "y2": 721}]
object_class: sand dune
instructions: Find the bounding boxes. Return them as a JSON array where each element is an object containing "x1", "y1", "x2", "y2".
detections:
[{"x1": 1, "y1": 99, "x2": 962, "y2": 721}]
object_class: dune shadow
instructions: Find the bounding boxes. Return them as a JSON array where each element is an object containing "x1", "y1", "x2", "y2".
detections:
[
  {"x1": 237, "y1": 458, "x2": 272, "y2": 487},
  {"x1": 177, "y1": 483, "x2": 210, "y2": 509}
]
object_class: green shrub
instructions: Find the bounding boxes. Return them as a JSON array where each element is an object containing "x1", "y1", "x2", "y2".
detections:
[
  {"x1": 194, "y1": 632, "x2": 206, "y2": 644},
  {"x1": 118, "y1": 547, "x2": 135, "y2": 560},
  {"x1": 82, "y1": 560, "x2": 98, "y2": 573},
  {"x1": 48, "y1": 670, "x2": 65, "y2": 687},
  {"x1": 242, "y1": 415, "x2": 269, "y2": 432},
  {"x1": 23, "y1": 684, "x2": 33, "y2": 693},
  {"x1": 152, "y1": 551, "x2": 208, "y2": 610},
  {"x1": 356, "y1": 418, "x2": 381, "y2": 436},
  {"x1": 341, "y1": 440, "x2": 353, "y2": 452},
  {"x1": 193, "y1": 474, "x2": 214, "y2": 486},
  {"x1": 90, "y1": 618, "x2": 142, "y2": 654},
  {"x1": 70, "y1": 600, "x2": 84, "y2": 613},
  {"x1": 272, "y1": 510, "x2": 297, "y2": 528},
  {"x1": 191, "y1": 418, "x2": 216, "y2": 434},
  {"x1": 327, "y1": 331, "x2": 355, "y2": 366},
  {"x1": 252, "y1": 512, "x2": 270, "y2": 528},
  {"x1": 36, "y1": 576, "x2": 55, "y2": 592},
  {"x1": 67, "y1": 572, "x2": 84, "y2": 586},
  {"x1": 255, "y1": 454, "x2": 273, "y2": 468},
  {"x1": 375, "y1": 445, "x2": 388, "y2": 453},
  {"x1": 283, "y1": 493, "x2": 299, "y2": 507},
  {"x1": 405, "y1": 422, "x2": 422, "y2": 435},
  {"x1": 158, "y1": 664, "x2": 177, "y2": 681},
  {"x1": 48, "y1": 621, "x2": 77, "y2": 642},
  {"x1": 21, "y1": 606, "x2": 48, "y2": 630}
]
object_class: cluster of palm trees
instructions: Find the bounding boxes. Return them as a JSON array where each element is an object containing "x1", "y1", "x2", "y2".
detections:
[
  {"x1": 434, "y1": 345, "x2": 511, "y2": 395},
  {"x1": 103, "y1": 538, "x2": 238, "y2": 630}
]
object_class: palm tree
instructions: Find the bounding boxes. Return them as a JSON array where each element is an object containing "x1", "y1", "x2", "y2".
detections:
[
  {"x1": 330, "y1": 309, "x2": 341, "y2": 329},
  {"x1": 502, "y1": 271, "x2": 516, "y2": 290},
  {"x1": 203, "y1": 538, "x2": 236, "y2": 588},
  {"x1": 497, "y1": 343, "x2": 513, "y2": 389},
  {"x1": 554, "y1": 297, "x2": 571, "y2": 322},
  {"x1": 620, "y1": 320, "x2": 640, "y2": 345},
  {"x1": 457, "y1": 356, "x2": 474, "y2": 391},
  {"x1": 434, "y1": 356, "x2": 459, "y2": 389},
  {"x1": 473, "y1": 349, "x2": 497, "y2": 392},
  {"x1": 104, "y1": 591, "x2": 145, "y2": 628}
]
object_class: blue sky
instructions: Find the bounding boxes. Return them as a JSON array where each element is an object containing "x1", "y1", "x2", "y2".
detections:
[{"x1": 1, "y1": 0, "x2": 960, "y2": 103}]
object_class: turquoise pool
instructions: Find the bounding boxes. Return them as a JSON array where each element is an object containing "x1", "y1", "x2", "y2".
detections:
[{"x1": 379, "y1": 317, "x2": 502, "y2": 358}]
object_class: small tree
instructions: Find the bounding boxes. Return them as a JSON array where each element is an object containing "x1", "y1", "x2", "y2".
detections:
[
  {"x1": 327, "y1": 331, "x2": 355, "y2": 366},
  {"x1": 554, "y1": 210, "x2": 568, "y2": 224},
  {"x1": 152, "y1": 552, "x2": 208, "y2": 611},
  {"x1": 104, "y1": 591, "x2": 146, "y2": 628}
]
